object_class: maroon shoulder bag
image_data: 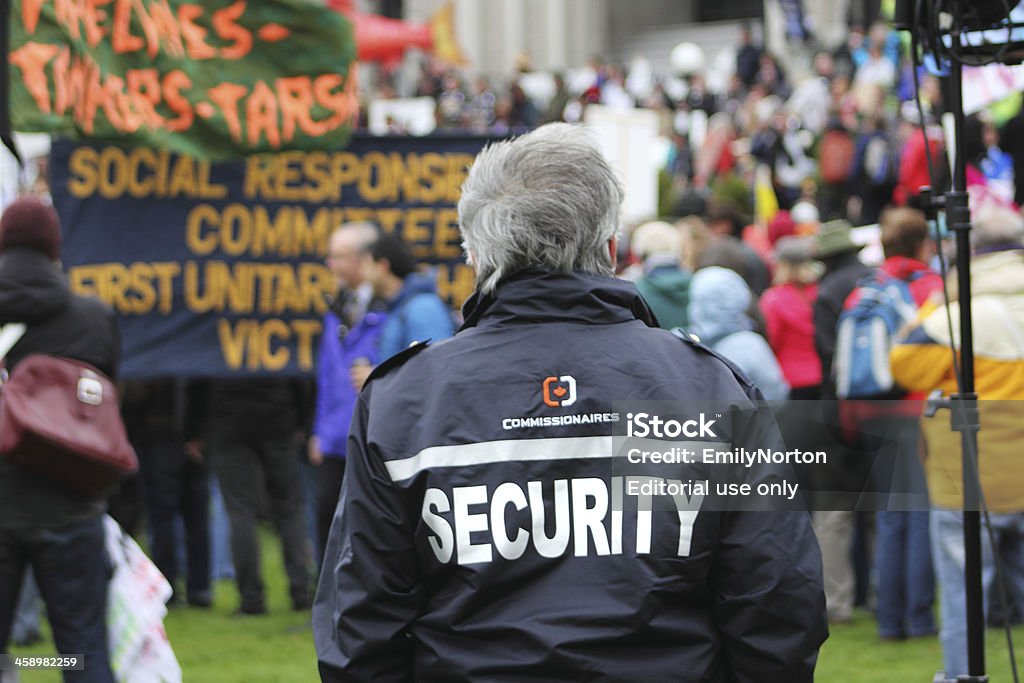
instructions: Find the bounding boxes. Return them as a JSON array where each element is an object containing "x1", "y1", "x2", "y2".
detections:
[{"x1": 0, "y1": 324, "x2": 138, "y2": 498}]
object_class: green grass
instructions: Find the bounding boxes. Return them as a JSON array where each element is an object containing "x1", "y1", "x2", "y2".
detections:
[
  {"x1": 818, "y1": 613, "x2": 1024, "y2": 682},
  {"x1": 11, "y1": 530, "x2": 1024, "y2": 682}
]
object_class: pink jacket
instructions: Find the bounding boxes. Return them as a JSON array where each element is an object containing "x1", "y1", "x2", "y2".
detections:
[{"x1": 759, "y1": 283, "x2": 822, "y2": 390}]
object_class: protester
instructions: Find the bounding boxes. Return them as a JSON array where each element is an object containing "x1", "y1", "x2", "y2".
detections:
[
  {"x1": 852, "y1": 39, "x2": 896, "y2": 93},
  {"x1": 813, "y1": 221, "x2": 870, "y2": 379},
  {"x1": 542, "y1": 72, "x2": 571, "y2": 124},
  {"x1": 760, "y1": 236, "x2": 823, "y2": 399},
  {"x1": 363, "y1": 229, "x2": 454, "y2": 364},
  {"x1": 849, "y1": 114, "x2": 900, "y2": 225},
  {"x1": 122, "y1": 379, "x2": 211, "y2": 608},
  {"x1": 894, "y1": 101, "x2": 947, "y2": 209},
  {"x1": 735, "y1": 23, "x2": 763, "y2": 89},
  {"x1": 0, "y1": 197, "x2": 120, "y2": 682},
  {"x1": 310, "y1": 222, "x2": 388, "y2": 559},
  {"x1": 812, "y1": 219, "x2": 872, "y2": 625},
  {"x1": 630, "y1": 220, "x2": 691, "y2": 330},
  {"x1": 891, "y1": 202, "x2": 1024, "y2": 677},
  {"x1": 817, "y1": 119, "x2": 857, "y2": 221},
  {"x1": 864, "y1": 207, "x2": 942, "y2": 642},
  {"x1": 704, "y1": 202, "x2": 770, "y2": 296},
  {"x1": 191, "y1": 377, "x2": 313, "y2": 615},
  {"x1": 314, "y1": 123, "x2": 827, "y2": 681},
  {"x1": 688, "y1": 266, "x2": 789, "y2": 401},
  {"x1": 465, "y1": 76, "x2": 497, "y2": 132},
  {"x1": 964, "y1": 112, "x2": 1017, "y2": 208},
  {"x1": 767, "y1": 210, "x2": 797, "y2": 247}
]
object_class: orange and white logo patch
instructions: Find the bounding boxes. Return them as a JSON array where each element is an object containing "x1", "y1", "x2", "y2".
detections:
[{"x1": 542, "y1": 375, "x2": 577, "y2": 407}]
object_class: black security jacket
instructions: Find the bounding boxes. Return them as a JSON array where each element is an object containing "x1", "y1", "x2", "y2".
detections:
[{"x1": 314, "y1": 269, "x2": 827, "y2": 682}]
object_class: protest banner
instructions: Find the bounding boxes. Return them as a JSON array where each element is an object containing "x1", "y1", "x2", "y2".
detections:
[
  {"x1": 8, "y1": 0, "x2": 358, "y2": 158},
  {"x1": 49, "y1": 135, "x2": 493, "y2": 378}
]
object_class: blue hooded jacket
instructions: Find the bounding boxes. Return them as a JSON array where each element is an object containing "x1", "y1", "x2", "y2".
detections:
[
  {"x1": 378, "y1": 271, "x2": 454, "y2": 360},
  {"x1": 314, "y1": 301, "x2": 388, "y2": 458},
  {"x1": 688, "y1": 267, "x2": 790, "y2": 401}
]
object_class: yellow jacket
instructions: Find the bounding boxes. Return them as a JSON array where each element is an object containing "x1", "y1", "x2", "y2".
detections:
[{"x1": 890, "y1": 249, "x2": 1024, "y2": 512}]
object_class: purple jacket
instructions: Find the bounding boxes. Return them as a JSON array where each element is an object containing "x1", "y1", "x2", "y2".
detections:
[{"x1": 314, "y1": 305, "x2": 388, "y2": 458}]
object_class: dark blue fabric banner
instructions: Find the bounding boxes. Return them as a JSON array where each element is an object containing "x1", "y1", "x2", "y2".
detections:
[{"x1": 49, "y1": 134, "x2": 493, "y2": 378}]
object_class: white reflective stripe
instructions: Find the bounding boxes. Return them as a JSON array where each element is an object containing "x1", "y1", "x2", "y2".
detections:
[
  {"x1": 0, "y1": 323, "x2": 26, "y2": 361},
  {"x1": 384, "y1": 435, "x2": 613, "y2": 482}
]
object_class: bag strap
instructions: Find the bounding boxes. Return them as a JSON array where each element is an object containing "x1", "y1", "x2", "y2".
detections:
[{"x1": 0, "y1": 324, "x2": 26, "y2": 362}]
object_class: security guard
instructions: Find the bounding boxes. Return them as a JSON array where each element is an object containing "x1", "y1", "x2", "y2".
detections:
[{"x1": 314, "y1": 123, "x2": 828, "y2": 682}]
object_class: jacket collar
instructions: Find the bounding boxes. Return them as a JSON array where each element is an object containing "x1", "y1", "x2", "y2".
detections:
[
  {"x1": 0, "y1": 248, "x2": 71, "y2": 323},
  {"x1": 460, "y1": 268, "x2": 658, "y2": 330},
  {"x1": 881, "y1": 255, "x2": 932, "y2": 280}
]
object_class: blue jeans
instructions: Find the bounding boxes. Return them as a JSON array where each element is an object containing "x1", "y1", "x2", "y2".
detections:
[
  {"x1": 875, "y1": 510, "x2": 936, "y2": 638},
  {"x1": 0, "y1": 516, "x2": 114, "y2": 682},
  {"x1": 209, "y1": 476, "x2": 235, "y2": 580},
  {"x1": 932, "y1": 508, "x2": 1024, "y2": 678}
]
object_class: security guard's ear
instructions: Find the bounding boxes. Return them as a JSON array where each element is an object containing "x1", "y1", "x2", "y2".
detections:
[{"x1": 608, "y1": 236, "x2": 618, "y2": 268}]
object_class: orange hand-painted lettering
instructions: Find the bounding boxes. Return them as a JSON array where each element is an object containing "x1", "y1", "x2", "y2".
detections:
[
  {"x1": 10, "y1": 42, "x2": 60, "y2": 114},
  {"x1": 100, "y1": 73, "x2": 128, "y2": 131},
  {"x1": 212, "y1": 1, "x2": 252, "y2": 60},
  {"x1": 82, "y1": 0, "x2": 112, "y2": 47},
  {"x1": 126, "y1": 69, "x2": 165, "y2": 128},
  {"x1": 314, "y1": 68, "x2": 360, "y2": 131},
  {"x1": 246, "y1": 81, "x2": 281, "y2": 148},
  {"x1": 208, "y1": 82, "x2": 248, "y2": 141},
  {"x1": 21, "y1": 0, "x2": 47, "y2": 34},
  {"x1": 148, "y1": 0, "x2": 185, "y2": 58},
  {"x1": 177, "y1": 3, "x2": 216, "y2": 60},
  {"x1": 54, "y1": 0, "x2": 83, "y2": 40},
  {"x1": 112, "y1": 0, "x2": 144, "y2": 53},
  {"x1": 78, "y1": 60, "x2": 103, "y2": 134},
  {"x1": 162, "y1": 69, "x2": 194, "y2": 132},
  {"x1": 55, "y1": 0, "x2": 112, "y2": 47},
  {"x1": 277, "y1": 76, "x2": 328, "y2": 140}
]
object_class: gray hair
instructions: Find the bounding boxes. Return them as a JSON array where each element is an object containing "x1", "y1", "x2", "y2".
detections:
[
  {"x1": 330, "y1": 221, "x2": 379, "y2": 251},
  {"x1": 457, "y1": 123, "x2": 624, "y2": 294},
  {"x1": 972, "y1": 201, "x2": 1024, "y2": 249}
]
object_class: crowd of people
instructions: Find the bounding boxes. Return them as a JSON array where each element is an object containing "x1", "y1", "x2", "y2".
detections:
[
  {"x1": 3, "y1": 16, "x2": 1024, "y2": 683},
  {"x1": 599, "y1": 21, "x2": 1024, "y2": 680}
]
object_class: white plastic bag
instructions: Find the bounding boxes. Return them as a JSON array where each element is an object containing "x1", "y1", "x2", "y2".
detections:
[{"x1": 104, "y1": 516, "x2": 182, "y2": 683}]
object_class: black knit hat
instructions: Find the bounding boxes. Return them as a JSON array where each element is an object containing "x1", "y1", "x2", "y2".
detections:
[{"x1": 0, "y1": 196, "x2": 62, "y2": 260}]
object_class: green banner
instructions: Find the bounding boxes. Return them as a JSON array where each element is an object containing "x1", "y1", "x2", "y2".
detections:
[{"x1": 9, "y1": 0, "x2": 358, "y2": 158}]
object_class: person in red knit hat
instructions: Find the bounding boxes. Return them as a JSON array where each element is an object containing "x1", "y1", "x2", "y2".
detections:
[
  {"x1": 0, "y1": 196, "x2": 121, "y2": 682},
  {"x1": 0, "y1": 196, "x2": 62, "y2": 260}
]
